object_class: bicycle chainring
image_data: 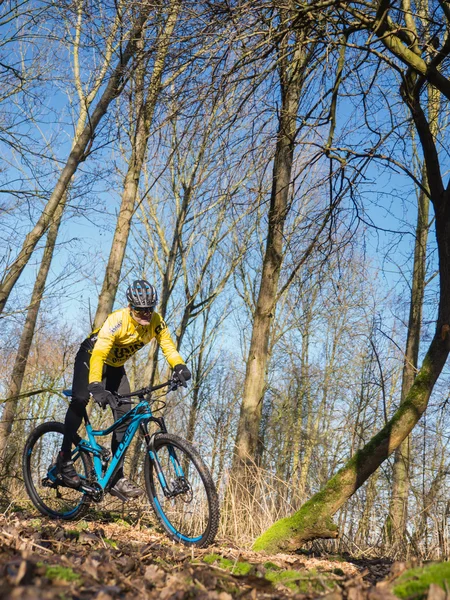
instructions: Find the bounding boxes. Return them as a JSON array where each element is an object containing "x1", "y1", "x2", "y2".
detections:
[{"x1": 81, "y1": 481, "x2": 104, "y2": 502}]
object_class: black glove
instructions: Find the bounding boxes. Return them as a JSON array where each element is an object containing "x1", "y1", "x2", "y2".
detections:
[
  {"x1": 173, "y1": 364, "x2": 191, "y2": 388},
  {"x1": 88, "y1": 382, "x2": 118, "y2": 410}
]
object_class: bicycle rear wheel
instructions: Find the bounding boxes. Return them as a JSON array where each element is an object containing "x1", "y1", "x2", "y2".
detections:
[
  {"x1": 23, "y1": 421, "x2": 92, "y2": 519},
  {"x1": 144, "y1": 433, "x2": 219, "y2": 547}
]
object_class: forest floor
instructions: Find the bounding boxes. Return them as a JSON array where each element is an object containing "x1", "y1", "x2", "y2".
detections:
[{"x1": 0, "y1": 506, "x2": 446, "y2": 600}]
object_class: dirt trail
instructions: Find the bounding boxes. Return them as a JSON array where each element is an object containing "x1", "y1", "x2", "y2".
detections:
[{"x1": 0, "y1": 512, "x2": 400, "y2": 599}]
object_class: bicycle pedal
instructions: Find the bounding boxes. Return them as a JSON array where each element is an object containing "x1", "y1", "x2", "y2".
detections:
[{"x1": 109, "y1": 488, "x2": 130, "y2": 502}]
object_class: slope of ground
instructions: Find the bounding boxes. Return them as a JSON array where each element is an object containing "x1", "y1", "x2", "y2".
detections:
[{"x1": 0, "y1": 509, "x2": 440, "y2": 599}]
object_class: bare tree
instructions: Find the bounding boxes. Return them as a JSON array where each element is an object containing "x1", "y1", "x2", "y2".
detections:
[
  {"x1": 92, "y1": 0, "x2": 181, "y2": 329},
  {"x1": 388, "y1": 118, "x2": 436, "y2": 548},
  {"x1": 0, "y1": 200, "x2": 65, "y2": 464},
  {"x1": 254, "y1": 0, "x2": 450, "y2": 552},
  {"x1": 0, "y1": 1, "x2": 156, "y2": 315},
  {"x1": 232, "y1": 4, "x2": 331, "y2": 479}
]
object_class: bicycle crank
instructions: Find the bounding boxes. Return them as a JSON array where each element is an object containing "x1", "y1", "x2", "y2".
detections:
[{"x1": 80, "y1": 481, "x2": 103, "y2": 502}]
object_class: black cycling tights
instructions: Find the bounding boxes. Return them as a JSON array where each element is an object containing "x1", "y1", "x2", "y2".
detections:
[{"x1": 61, "y1": 346, "x2": 131, "y2": 484}]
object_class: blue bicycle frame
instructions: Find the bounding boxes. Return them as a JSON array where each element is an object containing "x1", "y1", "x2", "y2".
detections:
[
  {"x1": 76, "y1": 400, "x2": 163, "y2": 491},
  {"x1": 48, "y1": 390, "x2": 177, "y2": 498},
  {"x1": 27, "y1": 377, "x2": 216, "y2": 547}
]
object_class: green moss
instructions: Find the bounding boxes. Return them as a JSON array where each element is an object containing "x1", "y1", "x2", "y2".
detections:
[
  {"x1": 327, "y1": 554, "x2": 346, "y2": 562},
  {"x1": 221, "y1": 582, "x2": 240, "y2": 595},
  {"x1": 266, "y1": 569, "x2": 306, "y2": 591},
  {"x1": 265, "y1": 568, "x2": 334, "y2": 593},
  {"x1": 30, "y1": 518, "x2": 42, "y2": 529},
  {"x1": 203, "y1": 553, "x2": 221, "y2": 565},
  {"x1": 263, "y1": 561, "x2": 281, "y2": 571},
  {"x1": 65, "y1": 529, "x2": 80, "y2": 540},
  {"x1": 203, "y1": 555, "x2": 336, "y2": 594},
  {"x1": 0, "y1": 500, "x2": 27, "y2": 513},
  {"x1": 252, "y1": 504, "x2": 338, "y2": 553},
  {"x1": 45, "y1": 565, "x2": 81, "y2": 583},
  {"x1": 333, "y1": 568, "x2": 345, "y2": 576},
  {"x1": 224, "y1": 559, "x2": 252, "y2": 575},
  {"x1": 102, "y1": 511, "x2": 135, "y2": 526},
  {"x1": 252, "y1": 516, "x2": 298, "y2": 552},
  {"x1": 393, "y1": 562, "x2": 450, "y2": 599},
  {"x1": 154, "y1": 556, "x2": 171, "y2": 568},
  {"x1": 112, "y1": 517, "x2": 131, "y2": 528},
  {"x1": 202, "y1": 555, "x2": 252, "y2": 575},
  {"x1": 103, "y1": 538, "x2": 118, "y2": 549},
  {"x1": 74, "y1": 520, "x2": 89, "y2": 531}
]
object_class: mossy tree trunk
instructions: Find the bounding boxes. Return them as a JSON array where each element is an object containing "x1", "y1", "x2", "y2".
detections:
[
  {"x1": 254, "y1": 21, "x2": 450, "y2": 553},
  {"x1": 184, "y1": 304, "x2": 214, "y2": 445},
  {"x1": 253, "y1": 335, "x2": 449, "y2": 552}
]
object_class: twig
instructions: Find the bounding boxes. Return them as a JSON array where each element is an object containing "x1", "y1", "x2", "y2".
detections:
[{"x1": 1, "y1": 530, "x2": 54, "y2": 554}]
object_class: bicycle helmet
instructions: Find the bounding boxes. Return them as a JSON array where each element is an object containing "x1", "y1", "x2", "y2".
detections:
[{"x1": 126, "y1": 280, "x2": 158, "y2": 309}]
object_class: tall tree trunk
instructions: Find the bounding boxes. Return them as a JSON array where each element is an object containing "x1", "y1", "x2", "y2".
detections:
[
  {"x1": 411, "y1": 453, "x2": 447, "y2": 551},
  {"x1": 0, "y1": 7, "x2": 153, "y2": 316},
  {"x1": 93, "y1": 1, "x2": 181, "y2": 329},
  {"x1": 291, "y1": 317, "x2": 310, "y2": 502},
  {"x1": 233, "y1": 23, "x2": 307, "y2": 474},
  {"x1": 0, "y1": 199, "x2": 65, "y2": 464},
  {"x1": 356, "y1": 469, "x2": 380, "y2": 547},
  {"x1": 388, "y1": 168, "x2": 430, "y2": 543},
  {"x1": 185, "y1": 313, "x2": 210, "y2": 445},
  {"x1": 388, "y1": 84, "x2": 438, "y2": 547}
]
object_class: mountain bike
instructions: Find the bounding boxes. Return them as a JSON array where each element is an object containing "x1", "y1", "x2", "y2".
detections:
[{"x1": 22, "y1": 379, "x2": 220, "y2": 547}]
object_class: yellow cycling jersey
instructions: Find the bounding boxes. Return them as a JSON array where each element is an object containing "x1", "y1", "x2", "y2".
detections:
[{"x1": 85, "y1": 307, "x2": 184, "y2": 383}]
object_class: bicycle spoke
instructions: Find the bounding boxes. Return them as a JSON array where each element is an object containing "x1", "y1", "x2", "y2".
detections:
[
  {"x1": 23, "y1": 422, "x2": 91, "y2": 519},
  {"x1": 146, "y1": 434, "x2": 219, "y2": 546}
]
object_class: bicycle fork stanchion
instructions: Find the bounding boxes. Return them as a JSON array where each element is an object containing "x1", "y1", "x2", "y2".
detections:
[
  {"x1": 144, "y1": 420, "x2": 188, "y2": 499},
  {"x1": 142, "y1": 420, "x2": 172, "y2": 496}
]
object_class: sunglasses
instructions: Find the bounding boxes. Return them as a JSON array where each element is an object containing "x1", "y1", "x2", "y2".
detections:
[{"x1": 132, "y1": 307, "x2": 154, "y2": 315}]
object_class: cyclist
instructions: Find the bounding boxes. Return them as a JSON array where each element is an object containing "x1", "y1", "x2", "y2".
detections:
[{"x1": 57, "y1": 280, "x2": 191, "y2": 498}]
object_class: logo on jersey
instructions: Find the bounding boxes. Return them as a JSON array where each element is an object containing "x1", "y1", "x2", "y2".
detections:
[
  {"x1": 155, "y1": 320, "x2": 167, "y2": 335},
  {"x1": 109, "y1": 321, "x2": 122, "y2": 335},
  {"x1": 113, "y1": 341, "x2": 145, "y2": 361}
]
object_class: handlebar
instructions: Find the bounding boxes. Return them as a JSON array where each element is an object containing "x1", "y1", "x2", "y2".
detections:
[{"x1": 115, "y1": 378, "x2": 178, "y2": 401}]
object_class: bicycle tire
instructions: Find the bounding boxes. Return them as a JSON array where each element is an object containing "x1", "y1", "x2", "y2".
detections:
[
  {"x1": 144, "y1": 433, "x2": 219, "y2": 547},
  {"x1": 23, "y1": 421, "x2": 92, "y2": 520}
]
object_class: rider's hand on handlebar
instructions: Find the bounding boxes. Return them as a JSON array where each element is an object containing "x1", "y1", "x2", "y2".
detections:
[
  {"x1": 88, "y1": 382, "x2": 119, "y2": 410},
  {"x1": 172, "y1": 364, "x2": 191, "y2": 388}
]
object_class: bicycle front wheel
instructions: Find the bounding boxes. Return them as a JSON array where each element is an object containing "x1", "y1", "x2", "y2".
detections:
[
  {"x1": 23, "y1": 421, "x2": 92, "y2": 520},
  {"x1": 144, "y1": 433, "x2": 219, "y2": 547}
]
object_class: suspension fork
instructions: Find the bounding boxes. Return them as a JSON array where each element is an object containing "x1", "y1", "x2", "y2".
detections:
[
  {"x1": 141, "y1": 419, "x2": 184, "y2": 497},
  {"x1": 140, "y1": 416, "x2": 167, "y2": 449},
  {"x1": 141, "y1": 419, "x2": 171, "y2": 494}
]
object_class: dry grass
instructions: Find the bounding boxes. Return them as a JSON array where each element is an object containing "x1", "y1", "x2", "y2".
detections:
[{"x1": 218, "y1": 461, "x2": 299, "y2": 548}]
